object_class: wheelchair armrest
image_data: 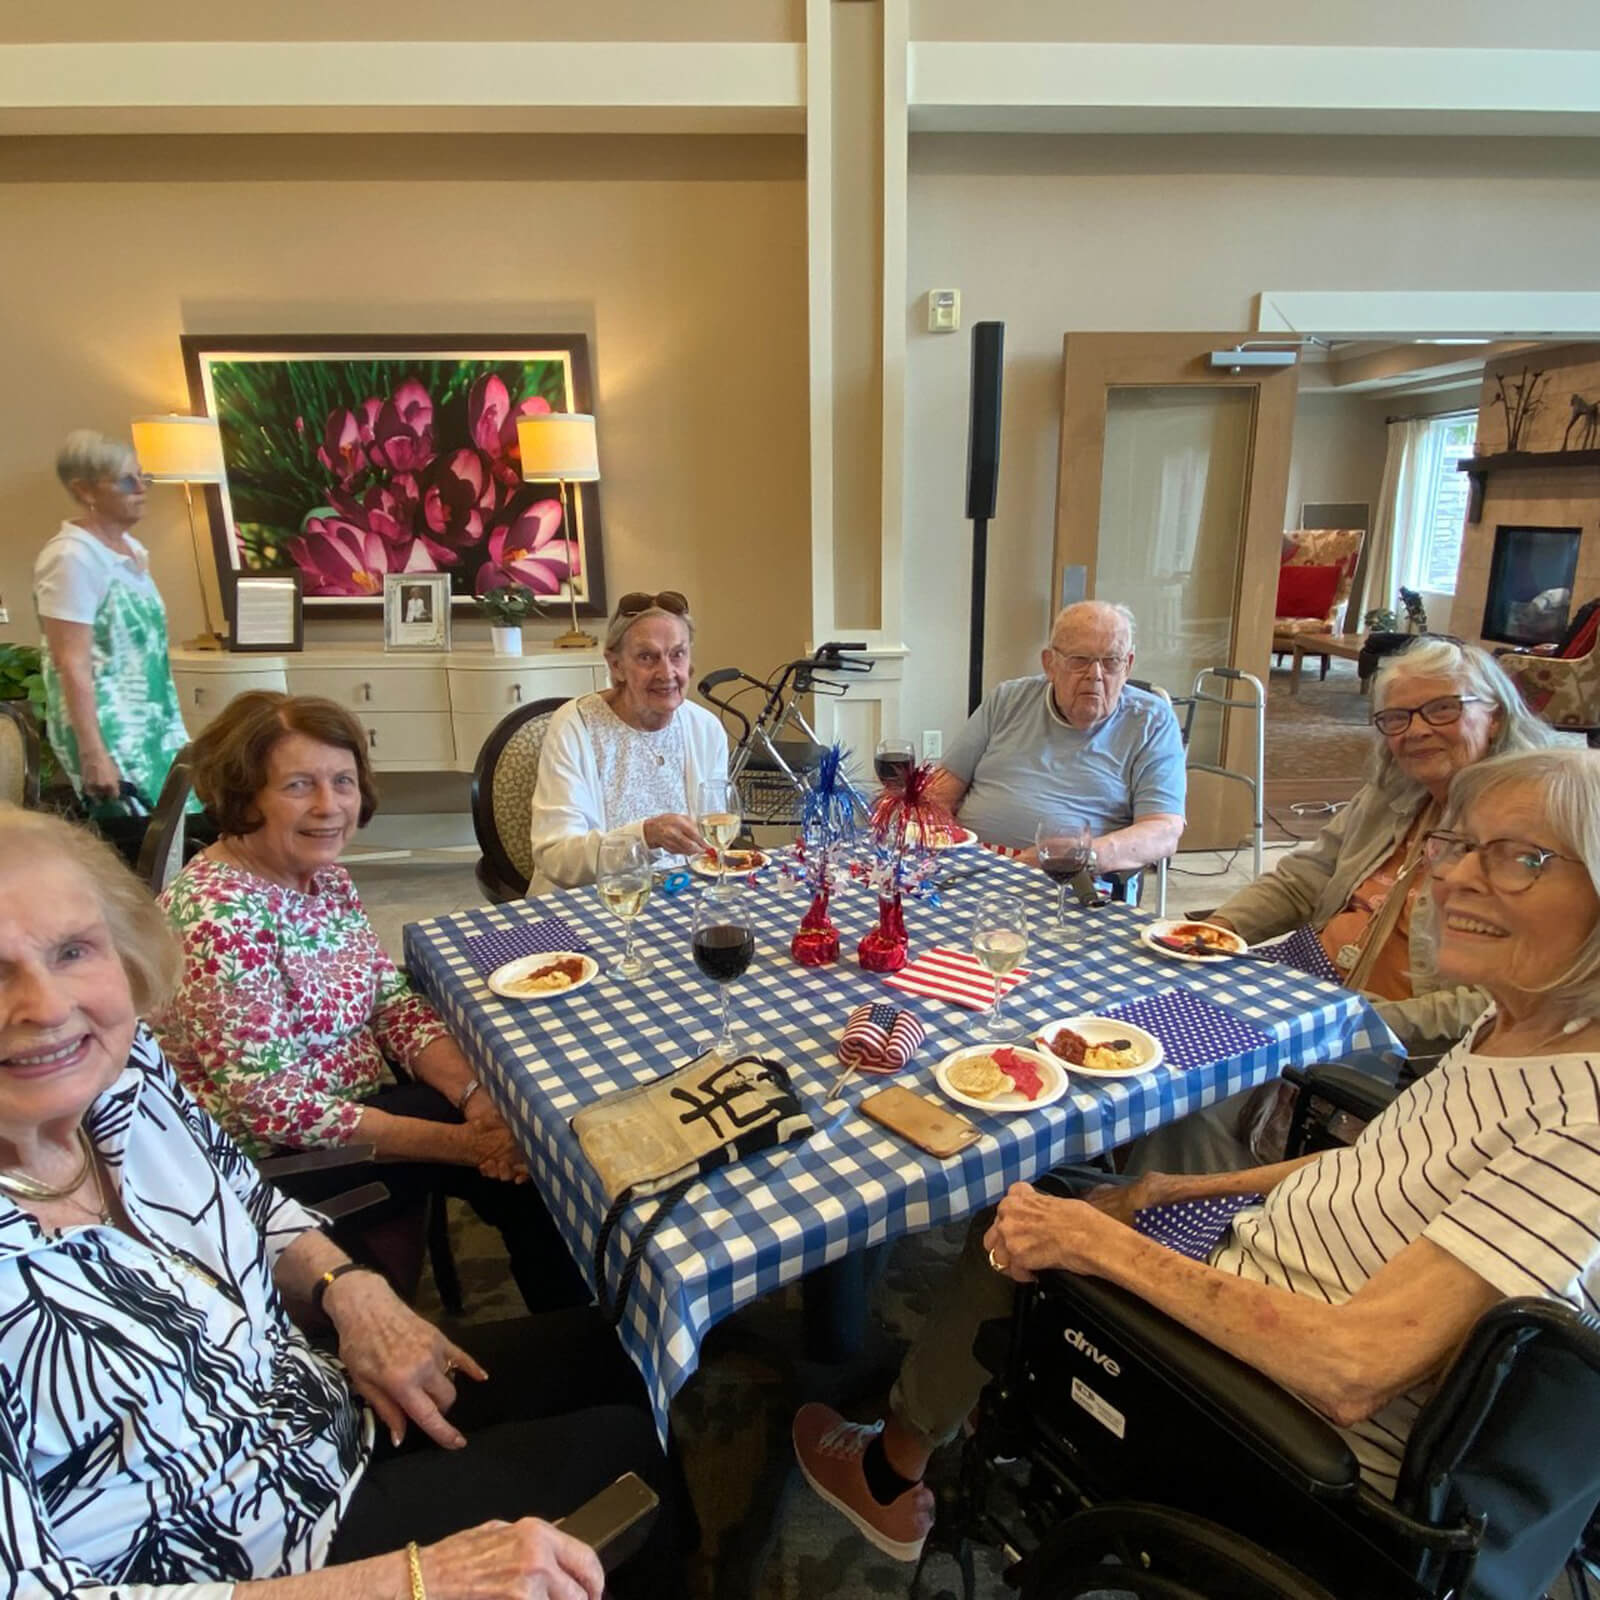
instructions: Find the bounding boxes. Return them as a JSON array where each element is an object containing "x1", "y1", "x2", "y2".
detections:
[
  {"x1": 1283, "y1": 1063, "x2": 1399, "y2": 1125},
  {"x1": 257, "y1": 1143, "x2": 378, "y2": 1180},
  {"x1": 1032, "y1": 1272, "x2": 1362, "y2": 1496}
]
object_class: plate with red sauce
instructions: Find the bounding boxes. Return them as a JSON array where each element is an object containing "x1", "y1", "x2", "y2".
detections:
[
  {"x1": 933, "y1": 1044, "x2": 1069, "y2": 1113},
  {"x1": 487, "y1": 952, "x2": 600, "y2": 1001},
  {"x1": 1031, "y1": 1016, "x2": 1165, "y2": 1078}
]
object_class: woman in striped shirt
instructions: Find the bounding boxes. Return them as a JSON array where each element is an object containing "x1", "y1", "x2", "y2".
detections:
[{"x1": 985, "y1": 745, "x2": 1600, "y2": 1495}]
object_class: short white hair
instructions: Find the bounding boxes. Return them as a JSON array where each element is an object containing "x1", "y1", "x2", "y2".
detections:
[
  {"x1": 1440, "y1": 747, "x2": 1600, "y2": 1017},
  {"x1": 1369, "y1": 636, "x2": 1556, "y2": 801},
  {"x1": 56, "y1": 429, "x2": 135, "y2": 491},
  {"x1": 1050, "y1": 600, "x2": 1137, "y2": 652}
]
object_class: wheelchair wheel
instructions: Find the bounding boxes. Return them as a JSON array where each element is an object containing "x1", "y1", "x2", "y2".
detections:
[{"x1": 1016, "y1": 1503, "x2": 1338, "y2": 1600}]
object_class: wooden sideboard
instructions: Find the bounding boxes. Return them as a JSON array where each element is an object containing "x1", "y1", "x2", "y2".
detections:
[{"x1": 168, "y1": 645, "x2": 607, "y2": 774}]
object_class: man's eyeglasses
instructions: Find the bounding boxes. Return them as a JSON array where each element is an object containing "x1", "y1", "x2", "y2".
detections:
[
  {"x1": 1371, "y1": 694, "x2": 1487, "y2": 736},
  {"x1": 1052, "y1": 650, "x2": 1130, "y2": 677},
  {"x1": 615, "y1": 590, "x2": 690, "y2": 620},
  {"x1": 1422, "y1": 830, "x2": 1582, "y2": 893}
]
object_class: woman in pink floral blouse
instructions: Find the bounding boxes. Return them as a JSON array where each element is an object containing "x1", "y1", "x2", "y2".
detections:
[{"x1": 156, "y1": 691, "x2": 587, "y2": 1311}]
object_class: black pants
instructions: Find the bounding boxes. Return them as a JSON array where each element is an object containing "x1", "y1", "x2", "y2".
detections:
[
  {"x1": 276, "y1": 1082, "x2": 590, "y2": 1313},
  {"x1": 326, "y1": 1313, "x2": 686, "y2": 1599}
]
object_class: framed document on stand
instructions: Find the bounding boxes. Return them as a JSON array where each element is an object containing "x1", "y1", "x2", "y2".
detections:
[
  {"x1": 229, "y1": 573, "x2": 304, "y2": 653},
  {"x1": 384, "y1": 572, "x2": 452, "y2": 652}
]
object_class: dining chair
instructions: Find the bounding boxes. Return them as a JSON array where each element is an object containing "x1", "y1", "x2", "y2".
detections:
[
  {"x1": 0, "y1": 700, "x2": 41, "y2": 809},
  {"x1": 470, "y1": 696, "x2": 570, "y2": 901}
]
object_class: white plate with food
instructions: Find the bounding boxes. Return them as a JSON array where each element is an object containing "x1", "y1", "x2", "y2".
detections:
[
  {"x1": 1031, "y1": 1016, "x2": 1165, "y2": 1078},
  {"x1": 933, "y1": 1044, "x2": 1069, "y2": 1113},
  {"x1": 487, "y1": 952, "x2": 600, "y2": 1001},
  {"x1": 1139, "y1": 918, "x2": 1248, "y2": 964},
  {"x1": 689, "y1": 847, "x2": 771, "y2": 877},
  {"x1": 929, "y1": 824, "x2": 979, "y2": 851}
]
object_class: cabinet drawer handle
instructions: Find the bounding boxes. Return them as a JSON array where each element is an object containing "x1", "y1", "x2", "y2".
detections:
[
  {"x1": 367, "y1": 728, "x2": 377, "y2": 749},
  {"x1": 193, "y1": 686, "x2": 205, "y2": 706},
  {"x1": 511, "y1": 683, "x2": 523, "y2": 703},
  {"x1": 358, "y1": 682, "x2": 372, "y2": 702}
]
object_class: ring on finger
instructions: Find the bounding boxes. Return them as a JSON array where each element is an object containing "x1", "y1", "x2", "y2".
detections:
[
  {"x1": 987, "y1": 1247, "x2": 1008, "y2": 1274},
  {"x1": 442, "y1": 1359, "x2": 459, "y2": 1379}
]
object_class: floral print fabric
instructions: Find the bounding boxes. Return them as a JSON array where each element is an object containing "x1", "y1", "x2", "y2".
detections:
[
  {"x1": 0, "y1": 1026, "x2": 370, "y2": 1600},
  {"x1": 157, "y1": 855, "x2": 448, "y2": 1156}
]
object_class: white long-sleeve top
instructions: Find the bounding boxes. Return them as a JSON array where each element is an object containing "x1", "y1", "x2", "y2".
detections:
[{"x1": 528, "y1": 693, "x2": 730, "y2": 895}]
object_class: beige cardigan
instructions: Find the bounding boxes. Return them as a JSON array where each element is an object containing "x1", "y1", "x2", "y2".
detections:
[{"x1": 1213, "y1": 782, "x2": 1488, "y2": 1053}]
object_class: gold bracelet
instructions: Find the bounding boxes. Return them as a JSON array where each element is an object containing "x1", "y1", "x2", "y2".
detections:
[{"x1": 405, "y1": 1540, "x2": 427, "y2": 1600}]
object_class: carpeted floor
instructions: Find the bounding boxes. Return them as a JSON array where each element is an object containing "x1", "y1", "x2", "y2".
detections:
[
  {"x1": 419, "y1": 1211, "x2": 1009, "y2": 1598},
  {"x1": 1263, "y1": 655, "x2": 1373, "y2": 784}
]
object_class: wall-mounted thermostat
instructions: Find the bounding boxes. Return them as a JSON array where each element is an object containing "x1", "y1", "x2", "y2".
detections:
[{"x1": 927, "y1": 289, "x2": 961, "y2": 333}]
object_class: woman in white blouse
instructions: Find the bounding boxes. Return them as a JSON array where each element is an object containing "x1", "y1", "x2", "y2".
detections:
[
  {"x1": 0, "y1": 806, "x2": 681, "y2": 1600},
  {"x1": 529, "y1": 589, "x2": 730, "y2": 894}
]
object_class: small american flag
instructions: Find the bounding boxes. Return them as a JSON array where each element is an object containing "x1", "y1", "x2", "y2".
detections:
[
  {"x1": 885, "y1": 946, "x2": 1031, "y2": 1011},
  {"x1": 837, "y1": 1003, "x2": 926, "y2": 1073}
]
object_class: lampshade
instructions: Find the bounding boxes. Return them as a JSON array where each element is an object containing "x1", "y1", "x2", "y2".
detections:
[
  {"x1": 131, "y1": 415, "x2": 225, "y2": 483},
  {"x1": 517, "y1": 412, "x2": 600, "y2": 483}
]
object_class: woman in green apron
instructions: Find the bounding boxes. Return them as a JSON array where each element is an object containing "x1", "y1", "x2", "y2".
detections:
[{"x1": 33, "y1": 430, "x2": 191, "y2": 818}]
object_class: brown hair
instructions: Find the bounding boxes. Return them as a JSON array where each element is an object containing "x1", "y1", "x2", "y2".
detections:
[
  {"x1": 190, "y1": 691, "x2": 378, "y2": 837},
  {"x1": 0, "y1": 805, "x2": 180, "y2": 1013}
]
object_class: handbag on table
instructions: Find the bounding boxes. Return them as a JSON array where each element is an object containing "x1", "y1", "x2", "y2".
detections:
[{"x1": 572, "y1": 1050, "x2": 813, "y2": 1323}]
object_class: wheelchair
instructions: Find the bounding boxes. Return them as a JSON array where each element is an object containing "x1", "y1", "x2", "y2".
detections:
[{"x1": 930, "y1": 1065, "x2": 1600, "y2": 1600}]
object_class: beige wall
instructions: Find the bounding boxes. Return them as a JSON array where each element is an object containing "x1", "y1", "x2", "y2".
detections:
[
  {"x1": 0, "y1": 133, "x2": 810, "y2": 715},
  {"x1": 911, "y1": 0, "x2": 1600, "y2": 48},
  {"x1": 901, "y1": 133, "x2": 1600, "y2": 743},
  {"x1": 0, "y1": 0, "x2": 802, "y2": 43},
  {"x1": 1284, "y1": 392, "x2": 1388, "y2": 533}
]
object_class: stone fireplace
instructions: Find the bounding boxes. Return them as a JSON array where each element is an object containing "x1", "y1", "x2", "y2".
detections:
[{"x1": 1451, "y1": 343, "x2": 1600, "y2": 652}]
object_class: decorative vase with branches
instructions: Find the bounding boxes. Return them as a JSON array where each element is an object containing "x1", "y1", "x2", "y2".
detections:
[{"x1": 1491, "y1": 367, "x2": 1550, "y2": 453}]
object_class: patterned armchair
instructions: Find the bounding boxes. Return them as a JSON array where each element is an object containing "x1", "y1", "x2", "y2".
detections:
[
  {"x1": 1498, "y1": 602, "x2": 1600, "y2": 737},
  {"x1": 1272, "y1": 528, "x2": 1366, "y2": 640},
  {"x1": 470, "y1": 696, "x2": 570, "y2": 901}
]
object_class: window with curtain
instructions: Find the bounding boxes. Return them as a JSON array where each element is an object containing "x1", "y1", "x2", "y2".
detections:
[{"x1": 1402, "y1": 412, "x2": 1477, "y2": 595}]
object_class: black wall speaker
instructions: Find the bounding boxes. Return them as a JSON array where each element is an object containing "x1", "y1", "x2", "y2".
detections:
[{"x1": 965, "y1": 321, "x2": 1004, "y2": 521}]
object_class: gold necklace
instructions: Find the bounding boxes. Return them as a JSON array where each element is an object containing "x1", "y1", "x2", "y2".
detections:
[{"x1": 0, "y1": 1128, "x2": 93, "y2": 1203}]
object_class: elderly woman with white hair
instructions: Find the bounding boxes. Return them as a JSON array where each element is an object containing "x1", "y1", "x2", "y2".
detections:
[
  {"x1": 1125, "y1": 636, "x2": 1558, "y2": 1176},
  {"x1": 529, "y1": 589, "x2": 729, "y2": 894},
  {"x1": 32, "y1": 430, "x2": 190, "y2": 809}
]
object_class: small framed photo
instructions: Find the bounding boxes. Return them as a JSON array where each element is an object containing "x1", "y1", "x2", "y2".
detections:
[
  {"x1": 228, "y1": 572, "x2": 303, "y2": 653},
  {"x1": 384, "y1": 573, "x2": 452, "y2": 652}
]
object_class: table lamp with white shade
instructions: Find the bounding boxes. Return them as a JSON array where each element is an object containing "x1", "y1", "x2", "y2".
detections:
[
  {"x1": 516, "y1": 411, "x2": 599, "y2": 650},
  {"x1": 131, "y1": 414, "x2": 226, "y2": 652}
]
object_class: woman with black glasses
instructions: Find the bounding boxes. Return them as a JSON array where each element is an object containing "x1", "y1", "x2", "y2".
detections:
[
  {"x1": 31, "y1": 431, "x2": 191, "y2": 818},
  {"x1": 1126, "y1": 638, "x2": 1556, "y2": 1177},
  {"x1": 529, "y1": 589, "x2": 729, "y2": 894}
]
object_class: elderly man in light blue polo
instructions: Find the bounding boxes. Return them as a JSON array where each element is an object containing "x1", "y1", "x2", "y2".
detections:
[{"x1": 929, "y1": 600, "x2": 1186, "y2": 875}]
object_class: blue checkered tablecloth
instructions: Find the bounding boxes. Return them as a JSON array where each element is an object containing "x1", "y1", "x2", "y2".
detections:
[{"x1": 403, "y1": 853, "x2": 1398, "y2": 1439}]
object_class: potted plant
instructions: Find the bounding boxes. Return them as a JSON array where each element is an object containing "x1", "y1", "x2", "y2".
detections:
[
  {"x1": 474, "y1": 585, "x2": 545, "y2": 656},
  {"x1": 0, "y1": 643, "x2": 60, "y2": 786},
  {"x1": 1362, "y1": 606, "x2": 1398, "y2": 634}
]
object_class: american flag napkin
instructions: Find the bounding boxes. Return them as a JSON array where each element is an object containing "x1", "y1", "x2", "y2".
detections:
[
  {"x1": 836, "y1": 1003, "x2": 927, "y2": 1073},
  {"x1": 463, "y1": 916, "x2": 593, "y2": 975},
  {"x1": 885, "y1": 946, "x2": 1032, "y2": 1011}
]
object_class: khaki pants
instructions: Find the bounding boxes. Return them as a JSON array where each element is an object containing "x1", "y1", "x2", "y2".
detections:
[{"x1": 889, "y1": 1205, "x2": 1018, "y2": 1450}]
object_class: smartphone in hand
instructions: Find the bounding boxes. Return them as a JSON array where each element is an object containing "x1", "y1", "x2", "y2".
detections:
[{"x1": 556, "y1": 1472, "x2": 660, "y2": 1574}]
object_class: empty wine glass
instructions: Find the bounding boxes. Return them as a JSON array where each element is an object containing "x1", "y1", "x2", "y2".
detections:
[
  {"x1": 696, "y1": 777, "x2": 743, "y2": 894},
  {"x1": 692, "y1": 885, "x2": 756, "y2": 1056},
  {"x1": 969, "y1": 891, "x2": 1029, "y2": 1040},
  {"x1": 1035, "y1": 816, "x2": 1094, "y2": 944},
  {"x1": 597, "y1": 830, "x2": 653, "y2": 980},
  {"x1": 874, "y1": 738, "x2": 916, "y2": 789}
]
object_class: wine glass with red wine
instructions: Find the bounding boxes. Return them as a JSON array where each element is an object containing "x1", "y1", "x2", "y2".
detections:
[
  {"x1": 1035, "y1": 817, "x2": 1093, "y2": 944},
  {"x1": 874, "y1": 738, "x2": 916, "y2": 789},
  {"x1": 692, "y1": 885, "x2": 757, "y2": 1057}
]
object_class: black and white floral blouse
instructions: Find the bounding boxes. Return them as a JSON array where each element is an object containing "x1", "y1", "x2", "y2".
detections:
[{"x1": 0, "y1": 1026, "x2": 372, "y2": 1600}]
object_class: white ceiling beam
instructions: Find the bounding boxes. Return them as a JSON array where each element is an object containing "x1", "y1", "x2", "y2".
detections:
[
  {"x1": 0, "y1": 41, "x2": 805, "y2": 135},
  {"x1": 1257, "y1": 292, "x2": 1600, "y2": 341},
  {"x1": 909, "y1": 42, "x2": 1600, "y2": 135}
]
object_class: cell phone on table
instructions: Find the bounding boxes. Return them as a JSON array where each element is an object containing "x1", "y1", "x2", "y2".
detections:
[
  {"x1": 860, "y1": 1085, "x2": 982, "y2": 1158},
  {"x1": 556, "y1": 1471, "x2": 660, "y2": 1573}
]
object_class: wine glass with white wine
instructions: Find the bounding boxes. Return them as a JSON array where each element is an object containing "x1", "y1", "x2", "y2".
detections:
[
  {"x1": 969, "y1": 891, "x2": 1029, "y2": 1041},
  {"x1": 596, "y1": 829, "x2": 653, "y2": 980},
  {"x1": 696, "y1": 777, "x2": 743, "y2": 895}
]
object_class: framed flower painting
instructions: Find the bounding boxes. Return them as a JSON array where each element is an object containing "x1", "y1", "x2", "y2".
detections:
[{"x1": 180, "y1": 334, "x2": 606, "y2": 624}]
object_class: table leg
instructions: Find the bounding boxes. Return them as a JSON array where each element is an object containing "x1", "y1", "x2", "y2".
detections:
[
  {"x1": 1290, "y1": 646, "x2": 1305, "y2": 695},
  {"x1": 1319, "y1": 654, "x2": 1330, "y2": 681},
  {"x1": 802, "y1": 1246, "x2": 886, "y2": 1362}
]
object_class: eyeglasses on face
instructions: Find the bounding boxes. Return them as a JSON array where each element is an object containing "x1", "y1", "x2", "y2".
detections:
[
  {"x1": 108, "y1": 473, "x2": 147, "y2": 494},
  {"x1": 1371, "y1": 694, "x2": 1487, "y2": 736},
  {"x1": 1051, "y1": 649, "x2": 1130, "y2": 676},
  {"x1": 1422, "y1": 830, "x2": 1583, "y2": 893},
  {"x1": 615, "y1": 590, "x2": 690, "y2": 620}
]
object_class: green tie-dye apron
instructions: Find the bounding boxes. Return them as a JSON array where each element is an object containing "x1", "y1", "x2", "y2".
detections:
[{"x1": 43, "y1": 569, "x2": 190, "y2": 803}]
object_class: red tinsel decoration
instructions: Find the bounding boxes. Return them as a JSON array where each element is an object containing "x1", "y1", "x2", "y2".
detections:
[
  {"x1": 857, "y1": 761, "x2": 954, "y2": 971},
  {"x1": 791, "y1": 885, "x2": 841, "y2": 966}
]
